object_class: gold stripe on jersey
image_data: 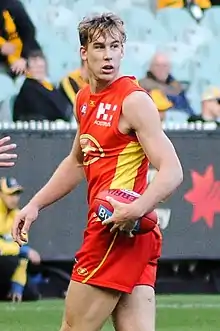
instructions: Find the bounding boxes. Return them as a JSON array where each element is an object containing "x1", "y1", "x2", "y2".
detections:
[{"x1": 110, "y1": 141, "x2": 145, "y2": 190}]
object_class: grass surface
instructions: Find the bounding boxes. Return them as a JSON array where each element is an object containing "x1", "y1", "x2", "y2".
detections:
[{"x1": 0, "y1": 295, "x2": 219, "y2": 330}]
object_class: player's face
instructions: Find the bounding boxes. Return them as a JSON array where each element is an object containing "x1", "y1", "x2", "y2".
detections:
[
  {"x1": 1, "y1": 193, "x2": 20, "y2": 210},
  {"x1": 81, "y1": 31, "x2": 124, "y2": 82}
]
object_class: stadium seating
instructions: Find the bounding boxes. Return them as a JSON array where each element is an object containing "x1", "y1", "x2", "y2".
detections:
[
  {"x1": 164, "y1": 110, "x2": 189, "y2": 124},
  {"x1": 0, "y1": 2, "x2": 211, "y2": 123},
  {"x1": 0, "y1": 75, "x2": 16, "y2": 102},
  {"x1": 156, "y1": 8, "x2": 195, "y2": 38},
  {"x1": 202, "y1": 7, "x2": 220, "y2": 36}
]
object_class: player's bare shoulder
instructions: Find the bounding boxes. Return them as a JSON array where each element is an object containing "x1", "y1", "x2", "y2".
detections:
[{"x1": 121, "y1": 90, "x2": 159, "y2": 132}]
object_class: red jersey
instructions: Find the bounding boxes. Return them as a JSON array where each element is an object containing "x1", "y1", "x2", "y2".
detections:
[
  {"x1": 76, "y1": 76, "x2": 149, "y2": 209},
  {"x1": 73, "y1": 76, "x2": 162, "y2": 293}
]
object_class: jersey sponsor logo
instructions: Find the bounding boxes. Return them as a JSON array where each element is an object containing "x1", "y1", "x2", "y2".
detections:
[
  {"x1": 95, "y1": 102, "x2": 117, "y2": 127},
  {"x1": 89, "y1": 100, "x2": 96, "y2": 107},
  {"x1": 94, "y1": 120, "x2": 111, "y2": 127},
  {"x1": 80, "y1": 134, "x2": 105, "y2": 166}
]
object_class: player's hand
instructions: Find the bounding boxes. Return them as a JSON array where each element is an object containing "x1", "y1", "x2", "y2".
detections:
[
  {"x1": 12, "y1": 203, "x2": 39, "y2": 246},
  {"x1": 0, "y1": 136, "x2": 17, "y2": 167},
  {"x1": 102, "y1": 196, "x2": 143, "y2": 235}
]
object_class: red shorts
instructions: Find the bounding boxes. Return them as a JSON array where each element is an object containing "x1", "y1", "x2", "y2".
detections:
[{"x1": 72, "y1": 214, "x2": 162, "y2": 294}]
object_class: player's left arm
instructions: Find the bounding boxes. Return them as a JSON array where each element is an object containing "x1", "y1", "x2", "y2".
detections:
[{"x1": 123, "y1": 91, "x2": 183, "y2": 216}]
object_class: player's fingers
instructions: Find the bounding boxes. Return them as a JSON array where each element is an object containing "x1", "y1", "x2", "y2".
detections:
[
  {"x1": 128, "y1": 231, "x2": 134, "y2": 238},
  {"x1": 20, "y1": 218, "x2": 32, "y2": 242},
  {"x1": 109, "y1": 223, "x2": 120, "y2": 233},
  {"x1": 12, "y1": 219, "x2": 25, "y2": 246},
  {"x1": 0, "y1": 143, "x2": 16, "y2": 154},
  {"x1": 0, "y1": 153, "x2": 17, "y2": 160},
  {"x1": 0, "y1": 136, "x2": 11, "y2": 146},
  {"x1": 102, "y1": 215, "x2": 116, "y2": 225},
  {"x1": 106, "y1": 196, "x2": 122, "y2": 208},
  {"x1": 0, "y1": 162, "x2": 15, "y2": 167}
]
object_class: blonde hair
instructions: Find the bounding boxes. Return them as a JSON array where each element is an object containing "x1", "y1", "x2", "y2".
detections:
[{"x1": 78, "y1": 12, "x2": 126, "y2": 47}]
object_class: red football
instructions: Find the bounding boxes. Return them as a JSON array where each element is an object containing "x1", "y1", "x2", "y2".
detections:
[{"x1": 93, "y1": 189, "x2": 158, "y2": 235}]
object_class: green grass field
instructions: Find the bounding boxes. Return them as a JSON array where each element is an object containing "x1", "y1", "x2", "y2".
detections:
[{"x1": 0, "y1": 295, "x2": 219, "y2": 331}]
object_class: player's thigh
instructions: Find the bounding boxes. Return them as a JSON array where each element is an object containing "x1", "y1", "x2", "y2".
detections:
[
  {"x1": 60, "y1": 280, "x2": 121, "y2": 331},
  {"x1": 112, "y1": 285, "x2": 155, "y2": 331}
]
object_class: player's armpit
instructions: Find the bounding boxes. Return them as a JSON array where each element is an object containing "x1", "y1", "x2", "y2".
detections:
[
  {"x1": 71, "y1": 92, "x2": 84, "y2": 168},
  {"x1": 122, "y1": 91, "x2": 183, "y2": 215}
]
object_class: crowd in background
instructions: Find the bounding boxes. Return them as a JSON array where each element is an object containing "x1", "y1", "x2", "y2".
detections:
[{"x1": 0, "y1": 0, "x2": 219, "y2": 125}]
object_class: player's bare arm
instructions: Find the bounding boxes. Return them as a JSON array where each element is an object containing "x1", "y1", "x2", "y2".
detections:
[
  {"x1": 12, "y1": 128, "x2": 85, "y2": 246},
  {"x1": 103, "y1": 91, "x2": 183, "y2": 227},
  {"x1": 0, "y1": 136, "x2": 17, "y2": 167}
]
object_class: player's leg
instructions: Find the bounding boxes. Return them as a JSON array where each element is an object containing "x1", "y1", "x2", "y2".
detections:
[
  {"x1": 112, "y1": 285, "x2": 156, "y2": 331},
  {"x1": 112, "y1": 229, "x2": 162, "y2": 331},
  {"x1": 60, "y1": 280, "x2": 121, "y2": 331}
]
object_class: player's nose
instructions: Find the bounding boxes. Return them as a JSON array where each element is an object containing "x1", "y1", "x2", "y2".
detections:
[{"x1": 103, "y1": 49, "x2": 112, "y2": 60}]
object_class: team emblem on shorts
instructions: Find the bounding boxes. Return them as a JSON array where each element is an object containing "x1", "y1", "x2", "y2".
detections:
[{"x1": 77, "y1": 267, "x2": 89, "y2": 276}]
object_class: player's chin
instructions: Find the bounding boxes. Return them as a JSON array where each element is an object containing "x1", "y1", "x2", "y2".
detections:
[{"x1": 99, "y1": 70, "x2": 116, "y2": 81}]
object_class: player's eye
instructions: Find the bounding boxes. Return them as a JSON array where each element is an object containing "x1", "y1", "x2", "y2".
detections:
[
  {"x1": 112, "y1": 43, "x2": 119, "y2": 49},
  {"x1": 94, "y1": 44, "x2": 104, "y2": 49}
]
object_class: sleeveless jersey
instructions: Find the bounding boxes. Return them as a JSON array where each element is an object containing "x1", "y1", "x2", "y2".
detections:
[{"x1": 76, "y1": 76, "x2": 149, "y2": 210}]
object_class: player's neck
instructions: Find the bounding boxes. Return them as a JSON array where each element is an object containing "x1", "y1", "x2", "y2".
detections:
[{"x1": 89, "y1": 74, "x2": 121, "y2": 94}]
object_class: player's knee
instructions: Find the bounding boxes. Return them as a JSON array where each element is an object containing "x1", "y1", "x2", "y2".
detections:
[
  {"x1": 61, "y1": 305, "x2": 99, "y2": 331},
  {"x1": 59, "y1": 320, "x2": 71, "y2": 331}
]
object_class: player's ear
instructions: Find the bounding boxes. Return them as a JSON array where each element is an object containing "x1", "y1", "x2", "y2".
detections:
[{"x1": 80, "y1": 46, "x2": 87, "y2": 61}]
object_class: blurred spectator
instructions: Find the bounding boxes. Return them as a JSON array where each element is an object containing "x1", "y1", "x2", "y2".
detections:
[
  {"x1": 139, "y1": 53, "x2": 194, "y2": 116},
  {"x1": 59, "y1": 60, "x2": 88, "y2": 108},
  {"x1": 150, "y1": 89, "x2": 173, "y2": 122},
  {"x1": 0, "y1": 0, "x2": 41, "y2": 77},
  {"x1": 188, "y1": 87, "x2": 220, "y2": 125},
  {"x1": 13, "y1": 50, "x2": 72, "y2": 122},
  {"x1": 0, "y1": 177, "x2": 40, "y2": 302}
]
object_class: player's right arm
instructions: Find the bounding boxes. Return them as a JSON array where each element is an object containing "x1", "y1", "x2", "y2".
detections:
[
  {"x1": 29, "y1": 128, "x2": 84, "y2": 210},
  {"x1": 12, "y1": 108, "x2": 84, "y2": 245}
]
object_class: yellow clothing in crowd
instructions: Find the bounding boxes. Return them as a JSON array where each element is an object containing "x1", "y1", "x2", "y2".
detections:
[
  {"x1": 157, "y1": 0, "x2": 211, "y2": 9},
  {"x1": 60, "y1": 69, "x2": 88, "y2": 105},
  {"x1": 0, "y1": 197, "x2": 28, "y2": 290},
  {"x1": 0, "y1": 10, "x2": 23, "y2": 65},
  {"x1": 150, "y1": 89, "x2": 173, "y2": 112}
]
